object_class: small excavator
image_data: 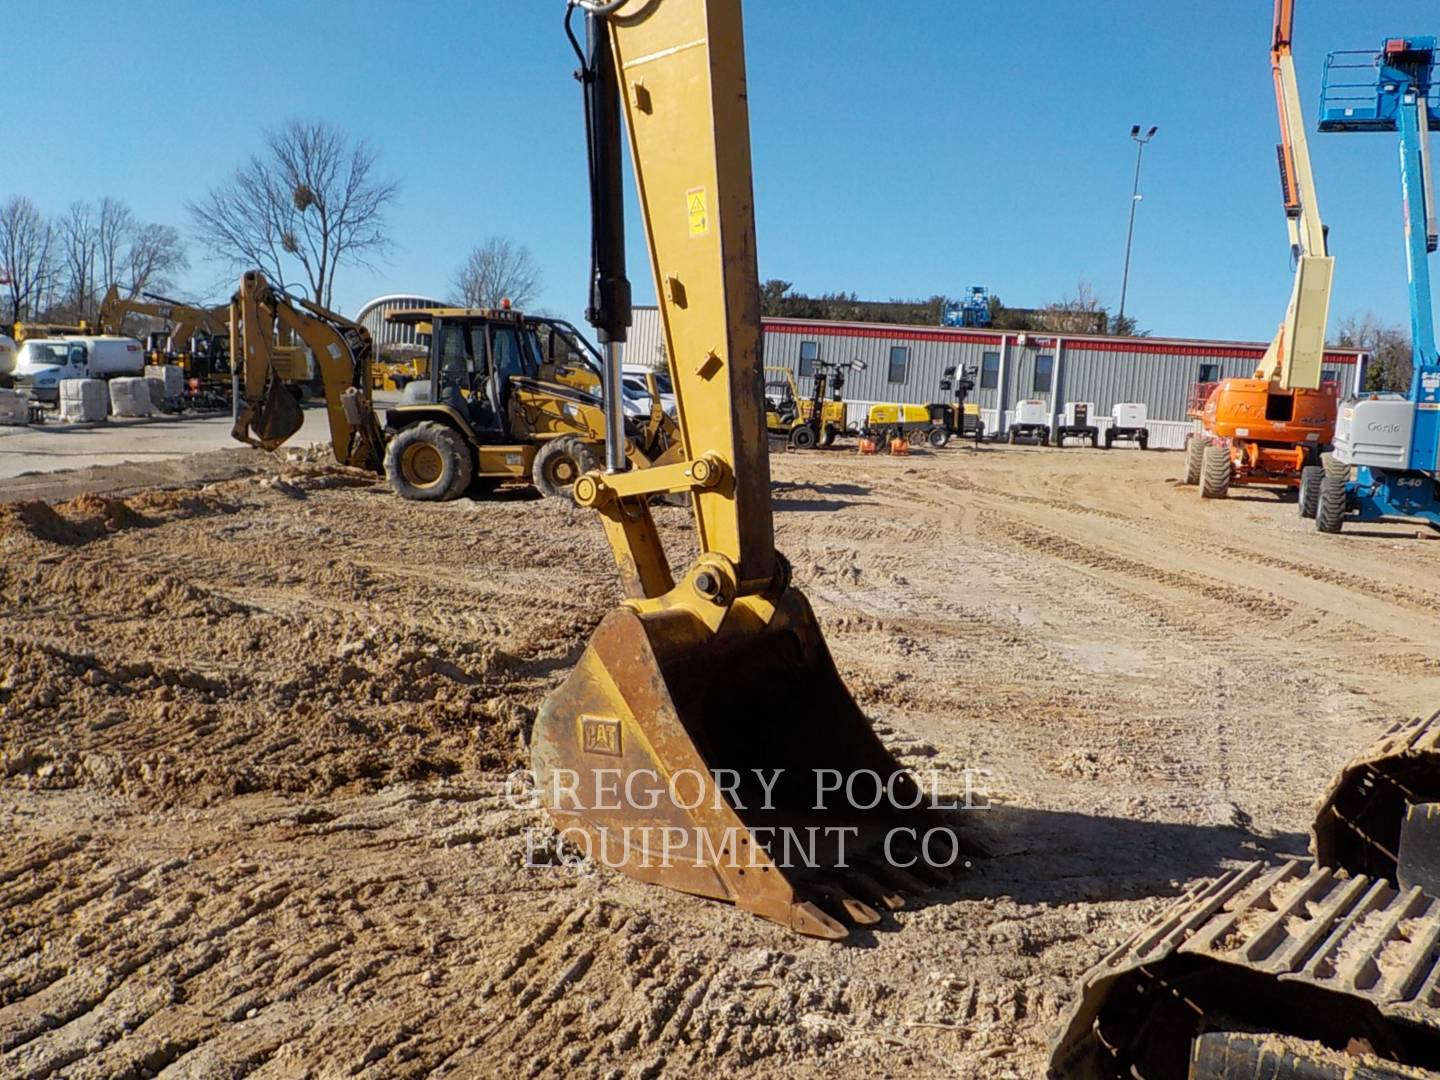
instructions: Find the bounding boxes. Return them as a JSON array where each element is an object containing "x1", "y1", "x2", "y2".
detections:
[
  {"x1": 229, "y1": 273, "x2": 680, "y2": 499},
  {"x1": 1184, "y1": 0, "x2": 1338, "y2": 504}
]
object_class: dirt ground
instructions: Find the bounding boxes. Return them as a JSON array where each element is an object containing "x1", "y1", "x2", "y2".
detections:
[{"x1": 2, "y1": 440, "x2": 1438, "y2": 1079}]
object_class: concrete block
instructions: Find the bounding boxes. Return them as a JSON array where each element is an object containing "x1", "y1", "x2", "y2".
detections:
[
  {"x1": 0, "y1": 388, "x2": 28, "y2": 425},
  {"x1": 59, "y1": 379, "x2": 108, "y2": 422},
  {"x1": 109, "y1": 377, "x2": 153, "y2": 418},
  {"x1": 144, "y1": 364, "x2": 185, "y2": 400}
]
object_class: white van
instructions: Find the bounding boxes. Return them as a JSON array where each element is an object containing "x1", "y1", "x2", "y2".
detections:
[
  {"x1": 621, "y1": 363, "x2": 677, "y2": 417},
  {"x1": 16, "y1": 335, "x2": 144, "y2": 403}
]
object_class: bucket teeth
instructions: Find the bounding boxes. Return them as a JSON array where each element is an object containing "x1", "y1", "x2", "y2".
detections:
[
  {"x1": 807, "y1": 880, "x2": 882, "y2": 926},
  {"x1": 844, "y1": 869, "x2": 908, "y2": 911}
]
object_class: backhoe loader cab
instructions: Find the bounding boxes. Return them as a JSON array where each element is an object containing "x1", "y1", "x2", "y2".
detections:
[{"x1": 380, "y1": 308, "x2": 680, "y2": 501}]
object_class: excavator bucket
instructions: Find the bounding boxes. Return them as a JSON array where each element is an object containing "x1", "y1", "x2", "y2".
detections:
[
  {"x1": 233, "y1": 374, "x2": 302, "y2": 451},
  {"x1": 531, "y1": 585, "x2": 962, "y2": 940}
]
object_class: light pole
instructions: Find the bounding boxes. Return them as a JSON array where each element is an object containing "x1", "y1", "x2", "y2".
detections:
[{"x1": 1117, "y1": 124, "x2": 1158, "y2": 333}]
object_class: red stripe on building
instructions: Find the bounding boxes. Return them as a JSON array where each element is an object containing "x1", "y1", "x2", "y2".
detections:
[{"x1": 761, "y1": 317, "x2": 1361, "y2": 365}]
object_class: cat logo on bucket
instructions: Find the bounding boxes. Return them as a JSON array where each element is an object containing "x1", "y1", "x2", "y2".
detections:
[{"x1": 581, "y1": 716, "x2": 622, "y2": 756}]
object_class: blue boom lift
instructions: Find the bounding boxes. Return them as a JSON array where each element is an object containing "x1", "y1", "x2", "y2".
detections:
[
  {"x1": 940, "y1": 286, "x2": 992, "y2": 328},
  {"x1": 1314, "y1": 36, "x2": 1440, "y2": 533}
]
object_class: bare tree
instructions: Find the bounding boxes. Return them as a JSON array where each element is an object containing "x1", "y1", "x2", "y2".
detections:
[
  {"x1": 452, "y1": 237, "x2": 543, "y2": 310},
  {"x1": 188, "y1": 120, "x2": 399, "y2": 309},
  {"x1": 96, "y1": 197, "x2": 136, "y2": 297},
  {"x1": 1333, "y1": 312, "x2": 1412, "y2": 392},
  {"x1": 126, "y1": 225, "x2": 188, "y2": 297},
  {"x1": 0, "y1": 197, "x2": 57, "y2": 332},
  {"x1": 60, "y1": 202, "x2": 100, "y2": 319},
  {"x1": 1037, "y1": 280, "x2": 1112, "y2": 335}
]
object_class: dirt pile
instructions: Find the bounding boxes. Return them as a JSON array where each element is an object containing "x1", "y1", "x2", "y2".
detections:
[{"x1": 0, "y1": 445, "x2": 1436, "y2": 1077}]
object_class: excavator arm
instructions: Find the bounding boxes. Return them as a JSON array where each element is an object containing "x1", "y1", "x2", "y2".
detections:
[
  {"x1": 530, "y1": 0, "x2": 955, "y2": 941},
  {"x1": 1259, "y1": 0, "x2": 1335, "y2": 389},
  {"x1": 95, "y1": 284, "x2": 227, "y2": 346},
  {"x1": 229, "y1": 270, "x2": 385, "y2": 472}
]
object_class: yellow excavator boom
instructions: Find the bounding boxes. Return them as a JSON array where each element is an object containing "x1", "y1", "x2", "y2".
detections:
[{"x1": 530, "y1": 0, "x2": 956, "y2": 941}]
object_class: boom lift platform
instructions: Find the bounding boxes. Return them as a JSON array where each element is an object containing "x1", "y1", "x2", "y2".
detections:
[{"x1": 1313, "y1": 37, "x2": 1440, "y2": 533}]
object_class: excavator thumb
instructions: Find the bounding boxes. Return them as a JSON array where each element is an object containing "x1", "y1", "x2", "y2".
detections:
[
  {"x1": 232, "y1": 374, "x2": 303, "y2": 451},
  {"x1": 532, "y1": 570, "x2": 964, "y2": 940}
]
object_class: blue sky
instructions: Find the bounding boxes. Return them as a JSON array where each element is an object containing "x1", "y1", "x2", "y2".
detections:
[{"x1": 9, "y1": 0, "x2": 1433, "y2": 342}]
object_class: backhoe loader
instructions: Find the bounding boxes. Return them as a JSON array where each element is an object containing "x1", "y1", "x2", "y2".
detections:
[
  {"x1": 1183, "y1": 0, "x2": 1338, "y2": 502},
  {"x1": 230, "y1": 273, "x2": 680, "y2": 500}
]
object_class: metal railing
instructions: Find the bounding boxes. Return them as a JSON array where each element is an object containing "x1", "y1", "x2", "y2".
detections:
[{"x1": 1320, "y1": 49, "x2": 1440, "y2": 131}]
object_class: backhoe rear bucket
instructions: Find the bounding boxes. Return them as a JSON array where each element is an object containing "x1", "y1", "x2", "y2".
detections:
[
  {"x1": 233, "y1": 375, "x2": 303, "y2": 451},
  {"x1": 531, "y1": 585, "x2": 962, "y2": 940}
]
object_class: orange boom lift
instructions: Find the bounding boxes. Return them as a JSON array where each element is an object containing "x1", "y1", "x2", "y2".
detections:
[{"x1": 1184, "y1": 0, "x2": 1338, "y2": 503}]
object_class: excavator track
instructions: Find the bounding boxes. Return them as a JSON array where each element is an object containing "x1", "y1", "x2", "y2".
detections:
[
  {"x1": 1049, "y1": 860, "x2": 1440, "y2": 1079},
  {"x1": 1314, "y1": 711, "x2": 1440, "y2": 883}
]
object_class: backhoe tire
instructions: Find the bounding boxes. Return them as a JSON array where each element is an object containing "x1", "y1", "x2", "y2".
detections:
[
  {"x1": 1298, "y1": 465, "x2": 1323, "y2": 519},
  {"x1": 533, "y1": 436, "x2": 600, "y2": 500},
  {"x1": 1184, "y1": 436, "x2": 1206, "y2": 485},
  {"x1": 789, "y1": 425, "x2": 817, "y2": 450},
  {"x1": 1199, "y1": 445, "x2": 1232, "y2": 499},
  {"x1": 927, "y1": 427, "x2": 949, "y2": 449},
  {"x1": 1316, "y1": 472, "x2": 1348, "y2": 533},
  {"x1": 386, "y1": 421, "x2": 473, "y2": 502}
]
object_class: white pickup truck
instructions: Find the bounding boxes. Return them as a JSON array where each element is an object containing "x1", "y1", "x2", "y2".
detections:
[{"x1": 15, "y1": 336, "x2": 145, "y2": 403}]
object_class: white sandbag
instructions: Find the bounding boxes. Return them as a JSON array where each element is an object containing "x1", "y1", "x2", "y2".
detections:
[
  {"x1": 0, "y1": 388, "x2": 28, "y2": 425},
  {"x1": 109, "y1": 377, "x2": 153, "y2": 418},
  {"x1": 144, "y1": 364, "x2": 185, "y2": 400},
  {"x1": 59, "y1": 379, "x2": 108, "y2": 423}
]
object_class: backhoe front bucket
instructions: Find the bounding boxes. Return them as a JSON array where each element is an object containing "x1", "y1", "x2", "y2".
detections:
[
  {"x1": 531, "y1": 585, "x2": 961, "y2": 939},
  {"x1": 233, "y1": 375, "x2": 302, "y2": 451}
]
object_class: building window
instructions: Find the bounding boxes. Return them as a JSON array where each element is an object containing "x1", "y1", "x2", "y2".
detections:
[
  {"x1": 1321, "y1": 368, "x2": 1339, "y2": 384},
  {"x1": 799, "y1": 340, "x2": 819, "y2": 377},
  {"x1": 888, "y1": 346, "x2": 909, "y2": 384},
  {"x1": 1198, "y1": 362, "x2": 1221, "y2": 383},
  {"x1": 1033, "y1": 354, "x2": 1053, "y2": 393},
  {"x1": 980, "y1": 350, "x2": 1000, "y2": 390}
]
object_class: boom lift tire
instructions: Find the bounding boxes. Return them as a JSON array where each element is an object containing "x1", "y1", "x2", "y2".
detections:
[
  {"x1": 385, "y1": 421, "x2": 473, "y2": 502},
  {"x1": 1200, "y1": 445, "x2": 1233, "y2": 499},
  {"x1": 1299, "y1": 465, "x2": 1323, "y2": 519},
  {"x1": 1316, "y1": 471, "x2": 1348, "y2": 533},
  {"x1": 1184, "y1": 436, "x2": 1207, "y2": 485},
  {"x1": 533, "y1": 436, "x2": 601, "y2": 500},
  {"x1": 789, "y1": 424, "x2": 817, "y2": 450}
]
